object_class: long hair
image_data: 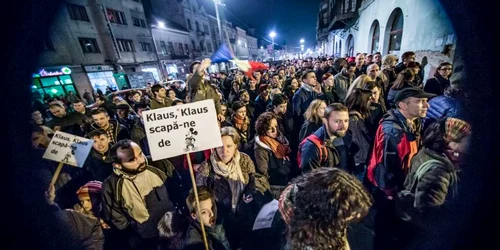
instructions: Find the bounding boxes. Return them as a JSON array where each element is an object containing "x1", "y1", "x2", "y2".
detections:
[
  {"x1": 422, "y1": 117, "x2": 471, "y2": 154},
  {"x1": 345, "y1": 75, "x2": 374, "y2": 101},
  {"x1": 290, "y1": 168, "x2": 373, "y2": 250},
  {"x1": 304, "y1": 99, "x2": 326, "y2": 123},
  {"x1": 434, "y1": 62, "x2": 453, "y2": 78},
  {"x1": 345, "y1": 88, "x2": 372, "y2": 119},
  {"x1": 391, "y1": 68, "x2": 415, "y2": 90},
  {"x1": 381, "y1": 54, "x2": 398, "y2": 70}
]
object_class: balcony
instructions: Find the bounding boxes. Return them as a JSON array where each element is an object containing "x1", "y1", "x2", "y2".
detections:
[{"x1": 327, "y1": 10, "x2": 358, "y2": 31}]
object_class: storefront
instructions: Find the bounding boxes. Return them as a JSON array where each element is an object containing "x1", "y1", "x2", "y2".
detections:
[
  {"x1": 140, "y1": 65, "x2": 161, "y2": 82},
  {"x1": 84, "y1": 65, "x2": 119, "y2": 94},
  {"x1": 32, "y1": 66, "x2": 78, "y2": 101}
]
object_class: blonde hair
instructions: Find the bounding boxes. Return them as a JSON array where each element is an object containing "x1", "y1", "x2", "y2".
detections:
[
  {"x1": 382, "y1": 54, "x2": 398, "y2": 70},
  {"x1": 345, "y1": 75, "x2": 374, "y2": 101},
  {"x1": 304, "y1": 99, "x2": 326, "y2": 123},
  {"x1": 220, "y1": 126, "x2": 241, "y2": 145}
]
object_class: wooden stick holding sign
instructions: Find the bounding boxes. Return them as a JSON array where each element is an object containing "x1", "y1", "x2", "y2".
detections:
[
  {"x1": 49, "y1": 162, "x2": 64, "y2": 188},
  {"x1": 141, "y1": 100, "x2": 224, "y2": 250},
  {"x1": 186, "y1": 153, "x2": 209, "y2": 250}
]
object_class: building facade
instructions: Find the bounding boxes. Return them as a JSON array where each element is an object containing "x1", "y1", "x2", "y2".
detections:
[
  {"x1": 35, "y1": 0, "x2": 162, "y2": 101},
  {"x1": 235, "y1": 27, "x2": 249, "y2": 59},
  {"x1": 316, "y1": 0, "x2": 461, "y2": 82},
  {"x1": 181, "y1": 0, "x2": 214, "y2": 60},
  {"x1": 247, "y1": 35, "x2": 258, "y2": 60}
]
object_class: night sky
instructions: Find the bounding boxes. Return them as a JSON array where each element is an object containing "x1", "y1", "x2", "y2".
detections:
[{"x1": 201, "y1": 0, "x2": 322, "y2": 49}]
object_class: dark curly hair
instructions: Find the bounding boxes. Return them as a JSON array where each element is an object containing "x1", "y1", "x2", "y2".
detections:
[
  {"x1": 290, "y1": 168, "x2": 373, "y2": 250},
  {"x1": 255, "y1": 112, "x2": 278, "y2": 136},
  {"x1": 422, "y1": 117, "x2": 449, "y2": 154}
]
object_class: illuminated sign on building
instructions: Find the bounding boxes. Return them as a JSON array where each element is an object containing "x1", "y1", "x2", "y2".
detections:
[{"x1": 33, "y1": 67, "x2": 72, "y2": 78}]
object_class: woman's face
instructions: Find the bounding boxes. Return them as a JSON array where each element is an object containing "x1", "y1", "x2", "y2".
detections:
[
  {"x1": 323, "y1": 76, "x2": 334, "y2": 87},
  {"x1": 317, "y1": 102, "x2": 327, "y2": 118},
  {"x1": 168, "y1": 90, "x2": 176, "y2": 99},
  {"x1": 265, "y1": 119, "x2": 279, "y2": 138},
  {"x1": 233, "y1": 83, "x2": 240, "y2": 92},
  {"x1": 370, "y1": 87, "x2": 381, "y2": 104},
  {"x1": 132, "y1": 93, "x2": 141, "y2": 102},
  {"x1": 291, "y1": 79, "x2": 299, "y2": 90},
  {"x1": 221, "y1": 105, "x2": 227, "y2": 116},
  {"x1": 449, "y1": 134, "x2": 471, "y2": 155},
  {"x1": 235, "y1": 107, "x2": 247, "y2": 118},
  {"x1": 438, "y1": 65, "x2": 453, "y2": 78},
  {"x1": 216, "y1": 136, "x2": 237, "y2": 164}
]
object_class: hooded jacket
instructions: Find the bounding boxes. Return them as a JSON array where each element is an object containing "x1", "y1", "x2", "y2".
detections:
[
  {"x1": 188, "y1": 71, "x2": 222, "y2": 115},
  {"x1": 367, "y1": 109, "x2": 423, "y2": 198}
]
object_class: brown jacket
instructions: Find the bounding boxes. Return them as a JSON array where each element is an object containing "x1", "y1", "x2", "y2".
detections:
[
  {"x1": 188, "y1": 71, "x2": 222, "y2": 115},
  {"x1": 150, "y1": 97, "x2": 173, "y2": 110}
]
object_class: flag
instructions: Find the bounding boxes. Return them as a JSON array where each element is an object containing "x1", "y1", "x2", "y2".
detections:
[
  {"x1": 210, "y1": 43, "x2": 234, "y2": 63},
  {"x1": 230, "y1": 59, "x2": 268, "y2": 79}
]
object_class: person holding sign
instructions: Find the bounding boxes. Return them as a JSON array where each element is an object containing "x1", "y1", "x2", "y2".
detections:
[
  {"x1": 196, "y1": 126, "x2": 269, "y2": 249},
  {"x1": 184, "y1": 186, "x2": 231, "y2": 250},
  {"x1": 102, "y1": 140, "x2": 176, "y2": 249},
  {"x1": 188, "y1": 59, "x2": 225, "y2": 122}
]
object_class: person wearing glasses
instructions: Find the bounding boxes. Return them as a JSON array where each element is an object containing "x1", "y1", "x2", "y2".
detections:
[{"x1": 424, "y1": 62, "x2": 453, "y2": 96}]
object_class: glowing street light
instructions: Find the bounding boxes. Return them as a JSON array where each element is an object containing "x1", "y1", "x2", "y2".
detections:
[
  {"x1": 300, "y1": 38, "x2": 305, "y2": 44},
  {"x1": 157, "y1": 21, "x2": 165, "y2": 29}
]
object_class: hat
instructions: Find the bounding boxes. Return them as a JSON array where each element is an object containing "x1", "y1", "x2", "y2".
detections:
[
  {"x1": 259, "y1": 84, "x2": 270, "y2": 92},
  {"x1": 76, "y1": 181, "x2": 102, "y2": 200},
  {"x1": 394, "y1": 87, "x2": 436, "y2": 103},
  {"x1": 115, "y1": 103, "x2": 130, "y2": 110},
  {"x1": 445, "y1": 118, "x2": 471, "y2": 142},
  {"x1": 347, "y1": 57, "x2": 356, "y2": 63}
]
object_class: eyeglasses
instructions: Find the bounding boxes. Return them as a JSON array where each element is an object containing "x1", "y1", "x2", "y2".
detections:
[{"x1": 440, "y1": 68, "x2": 452, "y2": 71}]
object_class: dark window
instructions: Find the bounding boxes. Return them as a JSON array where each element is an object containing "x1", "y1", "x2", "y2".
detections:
[
  {"x1": 132, "y1": 17, "x2": 146, "y2": 28},
  {"x1": 184, "y1": 44, "x2": 189, "y2": 54},
  {"x1": 389, "y1": 10, "x2": 404, "y2": 52},
  {"x1": 195, "y1": 21, "x2": 200, "y2": 31},
  {"x1": 140, "y1": 42, "x2": 153, "y2": 52},
  {"x1": 160, "y1": 41, "x2": 167, "y2": 54},
  {"x1": 43, "y1": 38, "x2": 55, "y2": 51},
  {"x1": 107, "y1": 8, "x2": 127, "y2": 25},
  {"x1": 67, "y1": 3, "x2": 90, "y2": 22},
  {"x1": 187, "y1": 19, "x2": 192, "y2": 30},
  {"x1": 371, "y1": 20, "x2": 380, "y2": 54},
  {"x1": 78, "y1": 38, "x2": 100, "y2": 53},
  {"x1": 207, "y1": 42, "x2": 212, "y2": 52},
  {"x1": 179, "y1": 43, "x2": 184, "y2": 54},
  {"x1": 346, "y1": 34, "x2": 354, "y2": 57},
  {"x1": 204, "y1": 24, "x2": 209, "y2": 34},
  {"x1": 116, "y1": 39, "x2": 135, "y2": 52},
  {"x1": 132, "y1": 0, "x2": 140, "y2": 2},
  {"x1": 168, "y1": 42, "x2": 174, "y2": 55}
]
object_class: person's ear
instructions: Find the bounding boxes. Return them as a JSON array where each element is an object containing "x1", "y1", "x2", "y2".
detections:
[
  {"x1": 113, "y1": 163, "x2": 121, "y2": 170},
  {"x1": 191, "y1": 213, "x2": 197, "y2": 220}
]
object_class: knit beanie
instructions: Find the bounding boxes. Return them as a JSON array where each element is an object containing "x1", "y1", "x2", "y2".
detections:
[
  {"x1": 76, "y1": 181, "x2": 103, "y2": 216},
  {"x1": 445, "y1": 118, "x2": 471, "y2": 142}
]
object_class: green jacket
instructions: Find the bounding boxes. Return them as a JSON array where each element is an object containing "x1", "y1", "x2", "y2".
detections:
[
  {"x1": 150, "y1": 97, "x2": 173, "y2": 110},
  {"x1": 188, "y1": 71, "x2": 222, "y2": 115}
]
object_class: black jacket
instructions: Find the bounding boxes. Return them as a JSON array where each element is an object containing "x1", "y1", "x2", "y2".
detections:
[
  {"x1": 424, "y1": 75, "x2": 450, "y2": 96},
  {"x1": 90, "y1": 120, "x2": 129, "y2": 144},
  {"x1": 83, "y1": 147, "x2": 114, "y2": 182},
  {"x1": 184, "y1": 221, "x2": 231, "y2": 250},
  {"x1": 298, "y1": 120, "x2": 322, "y2": 143},
  {"x1": 48, "y1": 112, "x2": 88, "y2": 137},
  {"x1": 130, "y1": 119, "x2": 151, "y2": 157},
  {"x1": 254, "y1": 136, "x2": 291, "y2": 186},
  {"x1": 348, "y1": 112, "x2": 372, "y2": 166}
]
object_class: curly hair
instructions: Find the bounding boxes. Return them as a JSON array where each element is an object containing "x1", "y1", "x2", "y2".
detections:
[
  {"x1": 290, "y1": 168, "x2": 373, "y2": 250},
  {"x1": 255, "y1": 112, "x2": 278, "y2": 136}
]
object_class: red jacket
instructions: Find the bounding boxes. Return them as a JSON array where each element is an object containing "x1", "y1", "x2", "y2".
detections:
[{"x1": 367, "y1": 109, "x2": 422, "y2": 198}]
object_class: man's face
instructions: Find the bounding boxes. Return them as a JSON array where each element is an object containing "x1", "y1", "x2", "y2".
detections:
[
  {"x1": 220, "y1": 74, "x2": 227, "y2": 80},
  {"x1": 404, "y1": 54, "x2": 416, "y2": 64},
  {"x1": 325, "y1": 111, "x2": 349, "y2": 137},
  {"x1": 117, "y1": 109, "x2": 129, "y2": 119},
  {"x1": 50, "y1": 106, "x2": 66, "y2": 118},
  {"x1": 96, "y1": 98, "x2": 105, "y2": 105},
  {"x1": 249, "y1": 79, "x2": 257, "y2": 88},
  {"x1": 261, "y1": 88, "x2": 270, "y2": 98},
  {"x1": 92, "y1": 113, "x2": 110, "y2": 129},
  {"x1": 266, "y1": 118, "x2": 279, "y2": 138},
  {"x1": 304, "y1": 72, "x2": 317, "y2": 87},
  {"x1": 345, "y1": 66, "x2": 356, "y2": 77},
  {"x1": 73, "y1": 102, "x2": 86, "y2": 113},
  {"x1": 92, "y1": 134, "x2": 110, "y2": 154},
  {"x1": 399, "y1": 97, "x2": 430, "y2": 119},
  {"x1": 112, "y1": 97, "x2": 121, "y2": 104},
  {"x1": 373, "y1": 54, "x2": 381, "y2": 63},
  {"x1": 278, "y1": 70, "x2": 285, "y2": 78},
  {"x1": 367, "y1": 65, "x2": 380, "y2": 79},
  {"x1": 253, "y1": 71, "x2": 261, "y2": 80},
  {"x1": 193, "y1": 198, "x2": 216, "y2": 227},
  {"x1": 32, "y1": 131, "x2": 50, "y2": 149},
  {"x1": 366, "y1": 55, "x2": 373, "y2": 63},
  {"x1": 370, "y1": 87, "x2": 381, "y2": 104},
  {"x1": 239, "y1": 91, "x2": 250, "y2": 103},
  {"x1": 157, "y1": 88, "x2": 167, "y2": 99},
  {"x1": 355, "y1": 54, "x2": 365, "y2": 67},
  {"x1": 274, "y1": 103, "x2": 287, "y2": 116},
  {"x1": 235, "y1": 72, "x2": 243, "y2": 81},
  {"x1": 115, "y1": 143, "x2": 147, "y2": 175},
  {"x1": 272, "y1": 75, "x2": 280, "y2": 86},
  {"x1": 220, "y1": 105, "x2": 227, "y2": 115},
  {"x1": 31, "y1": 111, "x2": 44, "y2": 124},
  {"x1": 327, "y1": 59, "x2": 333, "y2": 66}
]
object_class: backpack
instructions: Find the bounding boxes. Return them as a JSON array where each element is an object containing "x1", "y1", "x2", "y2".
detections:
[
  {"x1": 297, "y1": 134, "x2": 329, "y2": 169},
  {"x1": 395, "y1": 159, "x2": 441, "y2": 222}
]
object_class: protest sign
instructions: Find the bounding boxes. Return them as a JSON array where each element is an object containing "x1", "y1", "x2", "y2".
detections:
[
  {"x1": 269, "y1": 185, "x2": 286, "y2": 200},
  {"x1": 42, "y1": 131, "x2": 93, "y2": 168},
  {"x1": 142, "y1": 99, "x2": 222, "y2": 161}
]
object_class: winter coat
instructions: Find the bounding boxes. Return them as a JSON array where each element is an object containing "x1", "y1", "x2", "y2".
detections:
[
  {"x1": 102, "y1": 166, "x2": 175, "y2": 241},
  {"x1": 348, "y1": 112, "x2": 372, "y2": 165},
  {"x1": 189, "y1": 71, "x2": 222, "y2": 115},
  {"x1": 424, "y1": 75, "x2": 450, "y2": 96},
  {"x1": 83, "y1": 148, "x2": 114, "y2": 182},
  {"x1": 298, "y1": 120, "x2": 322, "y2": 143},
  {"x1": 55, "y1": 209, "x2": 104, "y2": 250},
  {"x1": 48, "y1": 112, "x2": 88, "y2": 137},
  {"x1": 424, "y1": 95, "x2": 465, "y2": 128},
  {"x1": 299, "y1": 125, "x2": 354, "y2": 174},
  {"x1": 254, "y1": 136, "x2": 291, "y2": 186},
  {"x1": 333, "y1": 72, "x2": 354, "y2": 102},
  {"x1": 150, "y1": 97, "x2": 173, "y2": 110},
  {"x1": 184, "y1": 221, "x2": 231, "y2": 250},
  {"x1": 90, "y1": 120, "x2": 129, "y2": 144},
  {"x1": 254, "y1": 95, "x2": 271, "y2": 120},
  {"x1": 367, "y1": 109, "x2": 423, "y2": 198},
  {"x1": 322, "y1": 85, "x2": 340, "y2": 105},
  {"x1": 387, "y1": 82, "x2": 414, "y2": 108},
  {"x1": 292, "y1": 84, "x2": 323, "y2": 127}
]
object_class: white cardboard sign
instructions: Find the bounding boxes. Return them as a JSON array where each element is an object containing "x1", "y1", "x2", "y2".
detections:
[
  {"x1": 142, "y1": 99, "x2": 222, "y2": 161},
  {"x1": 42, "y1": 131, "x2": 93, "y2": 168}
]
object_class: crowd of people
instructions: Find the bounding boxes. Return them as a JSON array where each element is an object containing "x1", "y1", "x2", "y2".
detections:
[{"x1": 30, "y1": 50, "x2": 471, "y2": 250}]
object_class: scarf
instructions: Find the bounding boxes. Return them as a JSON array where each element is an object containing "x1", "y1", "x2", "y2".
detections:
[
  {"x1": 301, "y1": 82, "x2": 314, "y2": 92},
  {"x1": 113, "y1": 167, "x2": 164, "y2": 223},
  {"x1": 258, "y1": 135, "x2": 290, "y2": 159},
  {"x1": 232, "y1": 114, "x2": 249, "y2": 132},
  {"x1": 211, "y1": 149, "x2": 247, "y2": 211}
]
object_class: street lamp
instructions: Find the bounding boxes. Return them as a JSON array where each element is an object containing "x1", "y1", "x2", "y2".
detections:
[
  {"x1": 269, "y1": 31, "x2": 276, "y2": 61},
  {"x1": 300, "y1": 38, "x2": 304, "y2": 44}
]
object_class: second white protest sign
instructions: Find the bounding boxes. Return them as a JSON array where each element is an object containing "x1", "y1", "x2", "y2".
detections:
[{"x1": 142, "y1": 99, "x2": 223, "y2": 161}]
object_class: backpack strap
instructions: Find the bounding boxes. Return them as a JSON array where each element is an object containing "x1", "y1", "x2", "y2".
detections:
[
  {"x1": 408, "y1": 159, "x2": 442, "y2": 192},
  {"x1": 307, "y1": 134, "x2": 328, "y2": 165}
]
